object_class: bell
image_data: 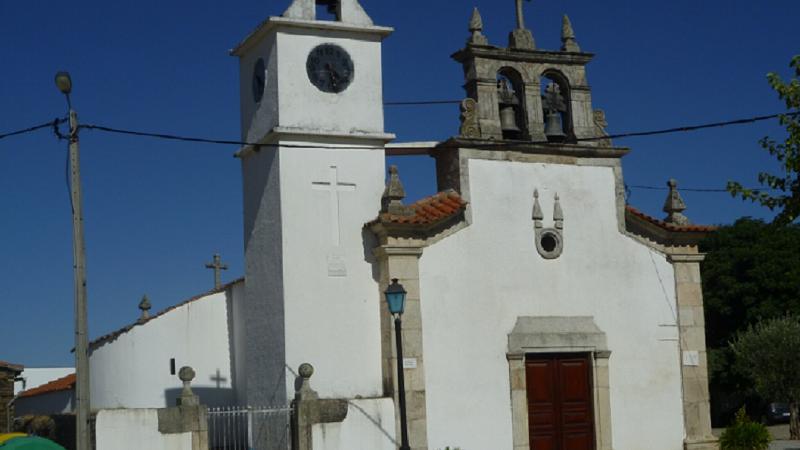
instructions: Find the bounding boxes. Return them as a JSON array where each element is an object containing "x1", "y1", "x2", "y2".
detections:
[
  {"x1": 500, "y1": 105, "x2": 521, "y2": 133},
  {"x1": 544, "y1": 111, "x2": 566, "y2": 140}
]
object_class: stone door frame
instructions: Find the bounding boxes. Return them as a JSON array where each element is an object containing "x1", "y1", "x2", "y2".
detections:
[{"x1": 507, "y1": 316, "x2": 613, "y2": 450}]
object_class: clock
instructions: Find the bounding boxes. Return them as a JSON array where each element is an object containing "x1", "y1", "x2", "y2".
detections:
[
  {"x1": 252, "y1": 58, "x2": 266, "y2": 103},
  {"x1": 306, "y1": 44, "x2": 355, "y2": 93}
]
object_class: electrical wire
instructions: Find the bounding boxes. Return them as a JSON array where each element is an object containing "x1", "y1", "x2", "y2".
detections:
[
  {"x1": 384, "y1": 100, "x2": 462, "y2": 106},
  {"x1": 78, "y1": 111, "x2": 799, "y2": 151},
  {"x1": 627, "y1": 184, "x2": 780, "y2": 193},
  {"x1": 0, "y1": 118, "x2": 67, "y2": 141}
]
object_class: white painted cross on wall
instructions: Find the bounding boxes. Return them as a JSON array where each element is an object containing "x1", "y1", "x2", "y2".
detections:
[{"x1": 312, "y1": 165, "x2": 356, "y2": 247}]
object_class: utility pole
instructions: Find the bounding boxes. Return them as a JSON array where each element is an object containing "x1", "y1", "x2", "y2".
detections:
[{"x1": 56, "y1": 71, "x2": 91, "y2": 450}]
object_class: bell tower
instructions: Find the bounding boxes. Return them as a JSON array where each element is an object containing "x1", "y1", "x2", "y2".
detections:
[
  {"x1": 453, "y1": 5, "x2": 602, "y2": 144},
  {"x1": 231, "y1": 0, "x2": 394, "y2": 417}
]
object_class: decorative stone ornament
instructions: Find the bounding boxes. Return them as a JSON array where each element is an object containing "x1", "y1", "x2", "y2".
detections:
[
  {"x1": 532, "y1": 189, "x2": 565, "y2": 259},
  {"x1": 381, "y1": 166, "x2": 414, "y2": 216},
  {"x1": 138, "y1": 295, "x2": 151, "y2": 323},
  {"x1": 459, "y1": 98, "x2": 481, "y2": 138},
  {"x1": 468, "y1": 8, "x2": 489, "y2": 46},
  {"x1": 663, "y1": 179, "x2": 690, "y2": 225},
  {"x1": 561, "y1": 14, "x2": 581, "y2": 52}
]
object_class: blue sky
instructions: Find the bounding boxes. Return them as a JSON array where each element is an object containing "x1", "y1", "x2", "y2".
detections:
[{"x1": 1, "y1": 1, "x2": 798, "y2": 367}]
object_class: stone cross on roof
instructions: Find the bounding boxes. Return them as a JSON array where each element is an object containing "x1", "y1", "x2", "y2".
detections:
[
  {"x1": 510, "y1": 0, "x2": 535, "y2": 49},
  {"x1": 138, "y1": 295, "x2": 151, "y2": 323},
  {"x1": 204, "y1": 254, "x2": 228, "y2": 290}
]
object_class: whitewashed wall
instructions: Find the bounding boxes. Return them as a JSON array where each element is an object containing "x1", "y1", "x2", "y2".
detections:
[
  {"x1": 90, "y1": 285, "x2": 240, "y2": 409},
  {"x1": 14, "y1": 368, "x2": 74, "y2": 395},
  {"x1": 420, "y1": 159, "x2": 684, "y2": 450},
  {"x1": 279, "y1": 144, "x2": 386, "y2": 400},
  {"x1": 312, "y1": 398, "x2": 396, "y2": 450},
  {"x1": 95, "y1": 409, "x2": 192, "y2": 450}
]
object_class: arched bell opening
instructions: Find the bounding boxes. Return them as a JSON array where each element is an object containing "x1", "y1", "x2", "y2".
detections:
[
  {"x1": 316, "y1": 0, "x2": 341, "y2": 21},
  {"x1": 496, "y1": 68, "x2": 528, "y2": 141},
  {"x1": 540, "y1": 70, "x2": 575, "y2": 143}
]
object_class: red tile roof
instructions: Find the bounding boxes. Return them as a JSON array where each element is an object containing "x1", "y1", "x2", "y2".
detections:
[
  {"x1": 371, "y1": 190, "x2": 467, "y2": 227},
  {"x1": 0, "y1": 361, "x2": 24, "y2": 373},
  {"x1": 18, "y1": 373, "x2": 75, "y2": 398},
  {"x1": 88, "y1": 278, "x2": 244, "y2": 351},
  {"x1": 625, "y1": 205, "x2": 718, "y2": 233}
]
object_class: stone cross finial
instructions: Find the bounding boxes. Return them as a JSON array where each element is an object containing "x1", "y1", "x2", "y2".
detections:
[
  {"x1": 381, "y1": 166, "x2": 413, "y2": 216},
  {"x1": 468, "y1": 8, "x2": 489, "y2": 45},
  {"x1": 138, "y1": 295, "x2": 151, "y2": 323},
  {"x1": 204, "y1": 254, "x2": 228, "y2": 290},
  {"x1": 177, "y1": 366, "x2": 199, "y2": 406},
  {"x1": 663, "y1": 179, "x2": 690, "y2": 225},
  {"x1": 561, "y1": 15, "x2": 581, "y2": 52},
  {"x1": 510, "y1": 0, "x2": 535, "y2": 49}
]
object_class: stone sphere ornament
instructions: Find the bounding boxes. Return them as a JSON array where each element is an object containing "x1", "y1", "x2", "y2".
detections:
[{"x1": 299, "y1": 363, "x2": 314, "y2": 379}]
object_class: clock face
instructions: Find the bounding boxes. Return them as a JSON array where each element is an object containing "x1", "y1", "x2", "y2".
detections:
[
  {"x1": 252, "y1": 58, "x2": 266, "y2": 103},
  {"x1": 306, "y1": 44, "x2": 354, "y2": 94}
]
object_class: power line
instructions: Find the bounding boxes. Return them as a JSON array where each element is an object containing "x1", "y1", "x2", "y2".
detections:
[
  {"x1": 79, "y1": 124, "x2": 386, "y2": 150},
  {"x1": 0, "y1": 118, "x2": 66, "y2": 141},
  {"x1": 627, "y1": 184, "x2": 780, "y2": 193},
  {"x1": 77, "y1": 111, "x2": 798, "y2": 150},
  {"x1": 384, "y1": 100, "x2": 462, "y2": 106}
]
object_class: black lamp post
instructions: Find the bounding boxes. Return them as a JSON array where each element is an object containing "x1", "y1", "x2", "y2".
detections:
[{"x1": 384, "y1": 278, "x2": 410, "y2": 450}]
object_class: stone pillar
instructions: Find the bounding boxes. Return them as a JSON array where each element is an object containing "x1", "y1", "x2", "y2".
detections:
[
  {"x1": 524, "y1": 80, "x2": 546, "y2": 142},
  {"x1": 291, "y1": 363, "x2": 348, "y2": 450},
  {"x1": 593, "y1": 351, "x2": 614, "y2": 450},
  {"x1": 375, "y1": 245, "x2": 429, "y2": 450},
  {"x1": 669, "y1": 254, "x2": 718, "y2": 450},
  {"x1": 157, "y1": 366, "x2": 209, "y2": 450},
  {"x1": 507, "y1": 354, "x2": 529, "y2": 450}
]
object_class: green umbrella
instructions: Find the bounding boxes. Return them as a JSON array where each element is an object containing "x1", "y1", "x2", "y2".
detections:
[{"x1": 0, "y1": 436, "x2": 66, "y2": 450}]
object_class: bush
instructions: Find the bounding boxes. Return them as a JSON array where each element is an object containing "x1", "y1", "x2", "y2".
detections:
[{"x1": 719, "y1": 407, "x2": 771, "y2": 450}]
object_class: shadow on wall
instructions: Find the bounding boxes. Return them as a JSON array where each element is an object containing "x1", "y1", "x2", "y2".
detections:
[{"x1": 164, "y1": 387, "x2": 236, "y2": 408}]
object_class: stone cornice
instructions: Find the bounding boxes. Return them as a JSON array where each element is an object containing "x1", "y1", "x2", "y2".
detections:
[
  {"x1": 668, "y1": 254, "x2": 706, "y2": 263},
  {"x1": 231, "y1": 16, "x2": 393, "y2": 56},
  {"x1": 452, "y1": 45, "x2": 595, "y2": 66},
  {"x1": 436, "y1": 138, "x2": 630, "y2": 159}
]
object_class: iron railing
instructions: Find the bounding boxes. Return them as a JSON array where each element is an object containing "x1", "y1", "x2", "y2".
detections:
[{"x1": 208, "y1": 405, "x2": 292, "y2": 450}]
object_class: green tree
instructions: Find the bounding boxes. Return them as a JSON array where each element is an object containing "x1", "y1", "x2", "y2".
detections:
[
  {"x1": 728, "y1": 56, "x2": 800, "y2": 225},
  {"x1": 730, "y1": 316, "x2": 800, "y2": 439},
  {"x1": 700, "y1": 218, "x2": 800, "y2": 424}
]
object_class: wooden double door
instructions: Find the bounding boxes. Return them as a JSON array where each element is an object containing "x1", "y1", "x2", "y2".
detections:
[{"x1": 526, "y1": 353, "x2": 595, "y2": 450}]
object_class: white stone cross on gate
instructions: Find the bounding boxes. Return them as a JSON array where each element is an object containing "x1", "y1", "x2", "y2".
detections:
[{"x1": 312, "y1": 165, "x2": 356, "y2": 247}]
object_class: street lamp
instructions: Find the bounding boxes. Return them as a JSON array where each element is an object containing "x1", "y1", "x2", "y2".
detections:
[
  {"x1": 384, "y1": 278, "x2": 410, "y2": 450},
  {"x1": 55, "y1": 71, "x2": 90, "y2": 450}
]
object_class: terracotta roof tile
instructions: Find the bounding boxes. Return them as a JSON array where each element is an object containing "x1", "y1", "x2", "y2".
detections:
[
  {"x1": 625, "y1": 205, "x2": 717, "y2": 233},
  {"x1": 18, "y1": 373, "x2": 75, "y2": 398},
  {"x1": 0, "y1": 361, "x2": 24, "y2": 373},
  {"x1": 385, "y1": 191, "x2": 465, "y2": 224},
  {"x1": 88, "y1": 277, "x2": 244, "y2": 351}
]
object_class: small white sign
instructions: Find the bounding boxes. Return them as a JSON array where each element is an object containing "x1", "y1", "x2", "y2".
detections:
[
  {"x1": 327, "y1": 254, "x2": 347, "y2": 277},
  {"x1": 403, "y1": 358, "x2": 417, "y2": 369},
  {"x1": 682, "y1": 351, "x2": 700, "y2": 367}
]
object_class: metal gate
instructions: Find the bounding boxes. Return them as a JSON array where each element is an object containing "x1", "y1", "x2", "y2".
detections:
[{"x1": 208, "y1": 405, "x2": 292, "y2": 450}]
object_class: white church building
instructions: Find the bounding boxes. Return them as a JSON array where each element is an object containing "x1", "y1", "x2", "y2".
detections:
[{"x1": 88, "y1": 1, "x2": 719, "y2": 449}]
